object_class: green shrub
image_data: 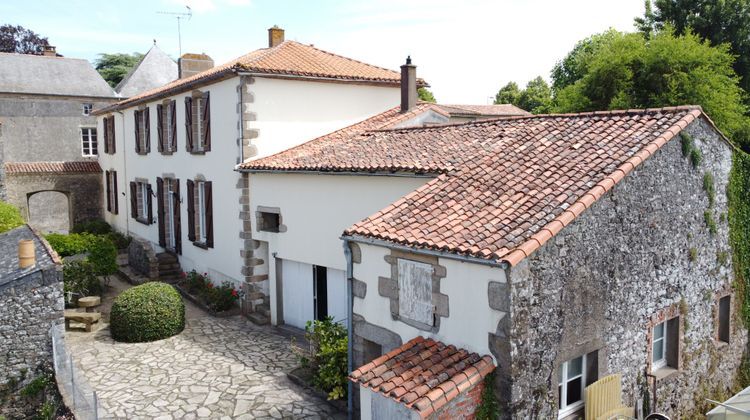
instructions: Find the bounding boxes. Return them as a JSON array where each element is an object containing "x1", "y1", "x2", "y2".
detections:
[
  {"x1": 45, "y1": 233, "x2": 97, "y2": 257},
  {"x1": 705, "y1": 210, "x2": 718, "y2": 236},
  {"x1": 703, "y1": 172, "x2": 715, "y2": 208},
  {"x1": 71, "y1": 219, "x2": 112, "y2": 235},
  {"x1": 0, "y1": 201, "x2": 24, "y2": 233},
  {"x1": 180, "y1": 270, "x2": 240, "y2": 312},
  {"x1": 476, "y1": 371, "x2": 500, "y2": 420},
  {"x1": 62, "y1": 260, "x2": 102, "y2": 302},
  {"x1": 304, "y1": 317, "x2": 348, "y2": 400},
  {"x1": 110, "y1": 282, "x2": 185, "y2": 342},
  {"x1": 690, "y1": 148, "x2": 703, "y2": 168},
  {"x1": 88, "y1": 236, "x2": 117, "y2": 277},
  {"x1": 106, "y1": 231, "x2": 131, "y2": 250}
]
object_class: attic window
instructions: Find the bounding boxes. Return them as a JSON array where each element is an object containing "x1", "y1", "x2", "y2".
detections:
[{"x1": 82, "y1": 103, "x2": 93, "y2": 116}]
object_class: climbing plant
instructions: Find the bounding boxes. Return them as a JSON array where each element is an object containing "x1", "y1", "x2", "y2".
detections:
[{"x1": 729, "y1": 151, "x2": 750, "y2": 325}]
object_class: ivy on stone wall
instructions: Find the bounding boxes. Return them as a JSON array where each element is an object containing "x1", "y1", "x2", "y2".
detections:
[{"x1": 728, "y1": 151, "x2": 750, "y2": 326}]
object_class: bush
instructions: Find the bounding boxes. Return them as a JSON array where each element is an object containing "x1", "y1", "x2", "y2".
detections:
[
  {"x1": 181, "y1": 270, "x2": 240, "y2": 312},
  {"x1": 71, "y1": 219, "x2": 112, "y2": 235},
  {"x1": 63, "y1": 260, "x2": 102, "y2": 303},
  {"x1": 45, "y1": 233, "x2": 97, "y2": 257},
  {"x1": 110, "y1": 282, "x2": 185, "y2": 342},
  {"x1": 106, "y1": 231, "x2": 131, "y2": 250},
  {"x1": 304, "y1": 317, "x2": 348, "y2": 400},
  {"x1": 88, "y1": 236, "x2": 117, "y2": 277},
  {"x1": 0, "y1": 201, "x2": 24, "y2": 234}
]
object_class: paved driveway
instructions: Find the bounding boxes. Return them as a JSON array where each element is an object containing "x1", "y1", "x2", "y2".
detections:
[{"x1": 64, "y1": 278, "x2": 344, "y2": 419}]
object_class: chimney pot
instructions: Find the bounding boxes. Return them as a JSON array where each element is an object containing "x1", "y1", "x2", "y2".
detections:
[
  {"x1": 42, "y1": 45, "x2": 56, "y2": 57},
  {"x1": 18, "y1": 239, "x2": 35, "y2": 269},
  {"x1": 400, "y1": 56, "x2": 417, "y2": 113},
  {"x1": 268, "y1": 25, "x2": 285, "y2": 48},
  {"x1": 178, "y1": 53, "x2": 215, "y2": 79}
]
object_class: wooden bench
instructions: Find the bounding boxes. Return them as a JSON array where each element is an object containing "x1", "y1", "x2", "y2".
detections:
[{"x1": 64, "y1": 310, "x2": 101, "y2": 332}]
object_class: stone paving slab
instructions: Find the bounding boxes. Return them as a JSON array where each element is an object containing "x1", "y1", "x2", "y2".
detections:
[{"x1": 64, "y1": 278, "x2": 345, "y2": 419}]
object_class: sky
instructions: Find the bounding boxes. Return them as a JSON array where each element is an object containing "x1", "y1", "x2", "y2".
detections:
[{"x1": 2, "y1": 0, "x2": 645, "y2": 104}]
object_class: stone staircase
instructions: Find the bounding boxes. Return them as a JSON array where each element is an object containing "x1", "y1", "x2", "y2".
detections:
[
  {"x1": 156, "y1": 252, "x2": 182, "y2": 283},
  {"x1": 248, "y1": 302, "x2": 271, "y2": 325}
]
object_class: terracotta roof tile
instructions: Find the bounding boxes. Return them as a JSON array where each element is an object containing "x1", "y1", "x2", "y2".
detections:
[
  {"x1": 4, "y1": 161, "x2": 102, "y2": 174},
  {"x1": 95, "y1": 41, "x2": 426, "y2": 114},
  {"x1": 350, "y1": 337, "x2": 494, "y2": 417}
]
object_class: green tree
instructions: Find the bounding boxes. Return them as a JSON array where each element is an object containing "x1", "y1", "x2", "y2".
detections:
[
  {"x1": 417, "y1": 87, "x2": 436, "y2": 103},
  {"x1": 494, "y1": 82, "x2": 521, "y2": 105},
  {"x1": 553, "y1": 28, "x2": 750, "y2": 151},
  {"x1": 95, "y1": 52, "x2": 144, "y2": 87},
  {"x1": 635, "y1": 0, "x2": 750, "y2": 95},
  {"x1": 0, "y1": 201, "x2": 24, "y2": 233},
  {"x1": 0, "y1": 24, "x2": 49, "y2": 54},
  {"x1": 518, "y1": 77, "x2": 553, "y2": 114}
]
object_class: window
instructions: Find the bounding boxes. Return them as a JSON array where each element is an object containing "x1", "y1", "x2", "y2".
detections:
[
  {"x1": 313, "y1": 265, "x2": 328, "y2": 320},
  {"x1": 187, "y1": 179, "x2": 213, "y2": 248},
  {"x1": 81, "y1": 128, "x2": 97, "y2": 156},
  {"x1": 157, "y1": 100, "x2": 177, "y2": 153},
  {"x1": 134, "y1": 108, "x2": 150, "y2": 154},
  {"x1": 82, "y1": 103, "x2": 93, "y2": 116},
  {"x1": 103, "y1": 115, "x2": 116, "y2": 154},
  {"x1": 397, "y1": 259, "x2": 433, "y2": 326},
  {"x1": 718, "y1": 295, "x2": 731, "y2": 343},
  {"x1": 129, "y1": 180, "x2": 152, "y2": 224},
  {"x1": 258, "y1": 211, "x2": 280, "y2": 232},
  {"x1": 185, "y1": 92, "x2": 211, "y2": 153},
  {"x1": 105, "y1": 170, "x2": 118, "y2": 215},
  {"x1": 558, "y1": 351, "x2": 598, "y2": 418},
  {"x1": 651, "y1": 316, "x2": 680, "y2": 372}
]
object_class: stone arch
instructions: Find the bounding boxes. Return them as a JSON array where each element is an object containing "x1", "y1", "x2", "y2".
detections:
[{"x1": 27, "y1": 190, "x2": 71, "y2": 233}]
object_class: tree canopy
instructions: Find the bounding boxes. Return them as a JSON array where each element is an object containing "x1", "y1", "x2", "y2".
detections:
[
  {"x1": 635, "y1": 0, "x2": 750, "y2": 94},
  {"x1": 0, "y1": 24, "x2": 49, "y2": 54},
  {"x1": 552, "y1": 28, "x2": 750, "y2": 151},
  {"x1": 417, "y1": 87, "x2": 436, "y2": 103},
  {"x1": 95, "y1": 52, "x2": 144, "y2": 88},
  {"x1": 494, "y1": 77, "x2": 552, "y2": 114}
]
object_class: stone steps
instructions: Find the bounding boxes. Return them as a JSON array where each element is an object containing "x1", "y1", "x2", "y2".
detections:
[
  {"x1": 156, "y1": 252, "x2": 183, "y2": 283},
  {"x1": 248, "y1": 312, "x2": 269, "y2": 325},
  {"x1": 256, "y1": 303, "x2": 271, "y2": 318}
]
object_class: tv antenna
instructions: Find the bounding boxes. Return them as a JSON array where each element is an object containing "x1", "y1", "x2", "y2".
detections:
[{"x1": 157, "y1": 6, "x2": 192, "y2": 57}]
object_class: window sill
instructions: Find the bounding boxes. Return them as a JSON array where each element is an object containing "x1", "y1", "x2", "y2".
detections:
[
  {"x1": 558, "y1": 403, "x2": 584, "y2": 420},
  {"x1": 160, "y1": 150, "x2": 176, "y2": 156},
  {"x1": 192, "y1": 241, "x2": 210, "y2": 250},
  {"x1": 135, "y1": 217, "x2": 151, "y2": 226},
  {"x1": 189, "y1": 150, "x2": 207, "y2": 155},
  {"x1": 652, "y1": 366, "x2": 679, "y2": 381}
]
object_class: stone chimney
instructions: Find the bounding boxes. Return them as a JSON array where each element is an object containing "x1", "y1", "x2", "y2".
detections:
[
  {"x1": 18, "y1": 239, "x2": 35, "y2": 269},
  {"x1": 268, "y1": 25, "x2": 285, "y2": 48},
  {"x1": 41, "y1": 45, "x2": 56, "y2": 57},
  {"x1": 400, "y1": 56, "x2": 417, "y2": 113},
  {"x1": 178, "y1": 53, "x2": 215, "y2": 79}
]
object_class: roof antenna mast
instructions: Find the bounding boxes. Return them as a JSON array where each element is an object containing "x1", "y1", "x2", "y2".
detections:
[{"x1": 157, "y1": 6, "x2": 192, "y2": 57}]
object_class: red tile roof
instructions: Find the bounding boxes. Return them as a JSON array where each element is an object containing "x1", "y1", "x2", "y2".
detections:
[
  {"x1": 439, "y1": 103, "x2": 531, "y2": 117},
  {"x1": 4, "y1": 161, "x2": 102, "y2": 174},
  {"x1": 94, "y1": 41, "x2": 424, "y2": 114},
  {"x1": 343, "y1": 106, "x2": 713, "y2": 265},
  {"x1": 350, "y1": 336, "x2": 494, "y2": 418}
]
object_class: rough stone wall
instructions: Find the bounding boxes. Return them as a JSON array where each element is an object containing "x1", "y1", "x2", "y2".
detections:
[
  {"x1": 127, "y1": 236, "x2": 159, "y2": 279},
  {"x1": 507, "y1": 118, "x2": 744, "y2": 418},
  {"x1": 0, "y1": 267, "x2": 63, "y2": 393},
  {"x1": 433, "y1": 379, "x2": 484, "y2": 420},
  {"x1": 4, "y1": 172, "x2": 102, "y2": 231}
]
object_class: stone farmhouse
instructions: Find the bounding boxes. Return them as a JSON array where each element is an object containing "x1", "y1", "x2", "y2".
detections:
[
  {"x1": 0, "y1": 47, "x2": 119, "y2": 232},
  {"x1": 239, "y1": 105, "x2": 744, "y2": 418}
]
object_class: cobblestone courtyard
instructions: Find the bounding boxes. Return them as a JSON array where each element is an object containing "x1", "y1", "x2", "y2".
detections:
[{"x1": 64, "y1": 277, "x2": 344, "y2": 419}]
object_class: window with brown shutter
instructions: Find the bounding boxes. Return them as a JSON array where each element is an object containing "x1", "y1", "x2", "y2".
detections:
[
  {"x1": 134, "y1": 111, "x2": 141, "y2": 154},
  {"x1": 144, "y1": 107, "x2": 151, "y2": 153},
  {"x1": 158, "y1": 100, "x2": 177, "y2": 154},
  {"x1": 157, "y1": 104, "x2": 164, "y2": 152},
  {"x1": 132, "y1": 179, "x2": 152, "y2": 225},
  {"x1": 187, "y1": 178, "x2": 213, "y2": 249},
  {"x1": 185, "y1": 96, "x2": 193, "y2": 152},
  {"x1": 186, "y1": 91, "x2": 210, "y2": 154},
  {"x1": 112, "y1": 171, "x2": 118, "y2": 214},
  {"x1": 157, "y1": 177, "x2": 166, "y2": 247},
  {"x1": 105, "y1": 170, "x2": 111, "y2": 212},
  {"x1": 104, "y1": 115, "x2": 116, "y2": 154},
  {"x1": 135, "y1": 108, "x2": 150, "y2": 155},
  {"x1": 169, "y1": 100, "x2": 177, "y2": 152},
  {"x1": 187, "y1": 179, "x2": 196, "y2": 242},
  {"x1": 202, "y1": 92, "x2": 211, "y2": 151},
  {"x1": 129, "y1": 181, "x2": 137, "y2": 218},
  {"x1": 204, "y1": 181, "x2": 213, "y2": 247},
  {"x1": 173, "y1": 179, "x2": 182, "y2": 254}
]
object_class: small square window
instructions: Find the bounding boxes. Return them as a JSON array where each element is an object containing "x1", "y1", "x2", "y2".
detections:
[
  {"x1": 259, "y1": 211, "x2": 280, "y2": 232},
  {"x1": 718, "y1": 295, "x2": 730, "y2": 343},
  {"x1": 82, "y1": 103, "x2": 93, "y2": 116},
  {"x1": 651, "y1": 316, "x2": 680, "y2": 372}
]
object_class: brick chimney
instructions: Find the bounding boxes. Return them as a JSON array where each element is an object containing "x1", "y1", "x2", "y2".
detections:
[
  {"x1": 178, "y1": 53, "x2": 215, "y2": 79},
  {"x1": 41, "y1": 45, "x2": 56, "y2": 57},
  {"x1": 268, "y1": 25, "x2": 285, "y2": 48},
  {"x1": 400, "y1": 56, "x2": 417, "y2": 113}
]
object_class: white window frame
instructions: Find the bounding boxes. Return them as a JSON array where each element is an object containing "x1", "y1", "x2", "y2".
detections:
[
  {"x1": 558, "y1": 354, "x2": 586, "y2": 418},
  {"x1": 652, "y1": 321, "x2": 667, "y2": 370},
  {"x1": 138, "y1": 182, "x2": 149, "y2": 220},
  {"x1": 81, "y1": 127, "x2": 97, "y2": 157},
  {"x1": 82, "y1": 103, "x2": 93, "y2": 116},
  {"x1": 197, "y1": 181, "x2": 207, "y2": 243}
]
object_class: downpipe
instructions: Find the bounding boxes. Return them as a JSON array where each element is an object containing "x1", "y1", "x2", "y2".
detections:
[{"x1": 343, "y1": 239, "x2": 354, "y2": 420}]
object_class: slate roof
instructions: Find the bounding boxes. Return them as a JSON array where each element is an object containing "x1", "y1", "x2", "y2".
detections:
[
  {"x1": 344, "y1": 106, "x2": 710, "y2": 265},
  {"x1": 238, "y1": 101, "x2": 528, "y2": 172},
  {"x1": 350, "y1": 336, "x2": 494, "y2": 418},
  {"x1": 95, "y1": 40, "x2": 425, "y2": 114},
  {"x1": 0, "y1": 53, "x2": 116, "y2": 98},
  {"x1": 0, "y1": 225, "x2": 60, "y2": 288},
  {"x1": 4, "y1": 161, "x2": 102, "y2": 174},
  {"x1": 115, "y1": 45, "x2": 178, "y2": 98}
]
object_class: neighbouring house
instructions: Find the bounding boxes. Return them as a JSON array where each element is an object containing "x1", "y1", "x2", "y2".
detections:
[
  {"x1": 0, "y1": 224, "x2": 63, "y2": 418},
  {"x1": 0, "y1": 48, "x2": 119, "y2": 232},
  {"x1": 93, "y1": 26, "x2": 434, "y2": 319},
  {"x1": 115, "y1": 43, "x2": 179, "y2": 98},
  {"x1": 239, "y1": 105, "x2": 744, "y2": 418}
]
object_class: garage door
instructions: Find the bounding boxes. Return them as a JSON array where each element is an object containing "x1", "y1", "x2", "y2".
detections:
[
  {"x1": 282, "y1": 259, "x2": 314, "y2": 329},
  {"x1": 327, "y1": 268, "x2": 348, "y2": 324}
]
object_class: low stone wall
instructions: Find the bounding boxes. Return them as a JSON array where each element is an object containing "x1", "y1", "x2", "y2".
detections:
[{"x1": 127, "y1": 236, "x2": 158, "y2": 279}]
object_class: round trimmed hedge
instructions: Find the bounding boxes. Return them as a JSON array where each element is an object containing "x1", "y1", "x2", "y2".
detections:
[{"x1": 110, "y1": 282, "x2": 185, "y2": 343}]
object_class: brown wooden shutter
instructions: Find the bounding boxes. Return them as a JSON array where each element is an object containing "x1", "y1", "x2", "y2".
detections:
[
  {"x1": 113, "y1": 171, "x2": 119, "y2": 214},
  {"x1": 147, "y1": 183, "x2": 153, "y2": 224},
  {"x1": 129, "y1": 181, "x2": 137, "y2": 218},
  {"x1": 156, "y1": 104, "x2": 164, "y2": 152},
  {"x1": 144, "y1": 107, "x2": 151, "y2": 153},
  {"x1": 173, "y1": 179, "x2": 182, "y2": 254},
  {"x1": 170, "y1": 100, "x2": 177, "y2": 151},
  {"x1": 103, "y1": 120, "x2": 109, "y2": 154},
  {"x1": 205, "y1": 181, "x2": 213, "y2": 248},
  {"x1": 105, "y1": 171, "x2": 111, "y2": 212},
  {"x1": 134, "y1": 111, "x2": 141, "y2": 154},
  {"x1": 156, "y1": 177, "x2": 166, "y2": 247},
  {"x1": 202, "y1": 92, "x2": 211, "y2": 151},
  {"x1": 184, "y1": 97, "x2": 193, "y2": 152},
  {"x1": 186, "y1": 179, "x2": 196, "y2": 242},
  {"x1": 108, "y1": 116, "x2": 116, "y2": 154}
]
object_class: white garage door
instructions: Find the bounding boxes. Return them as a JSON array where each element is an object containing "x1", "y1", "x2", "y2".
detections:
[
  {"x1": 282, "y1": 259, "x2": 314, "y2": 329},
  {"x1": 327, "y1": 268, "x2": 348, "y2": 324}
]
